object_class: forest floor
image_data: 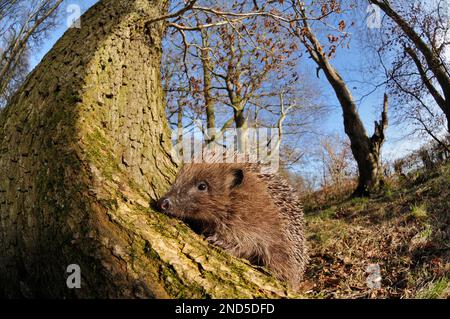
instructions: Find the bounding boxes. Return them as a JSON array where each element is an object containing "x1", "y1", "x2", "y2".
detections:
[{"x1": 301, "y1": 162, "x2": 450, "y2": 299}]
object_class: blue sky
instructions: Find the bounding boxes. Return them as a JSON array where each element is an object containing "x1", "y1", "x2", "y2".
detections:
[{"x1": 29, "y1": 0, "x2": 425, "y2": 165}]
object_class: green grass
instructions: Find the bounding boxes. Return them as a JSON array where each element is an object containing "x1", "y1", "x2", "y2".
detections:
[
  {"x1": 350, "y1": 197, "x2": 369, "y2": 205},
  {"x1": 381, "y1": 180, "x2": 396, "y2": 199},
  {"x1": 417, "y1": 225, "x2": 433, "y2": 240},
  {"x1": 410, "y1": 203, "x2": 428, "y2": 220},
  {"x1": 349, "y1": 197, "x2": 369, "y2": 211},
  {"x1": 416, "y1": 277, "x2": 449, "y2": 299},
  {"x1": 318, "y1": 208, "x2": 336, "y2": 220}
]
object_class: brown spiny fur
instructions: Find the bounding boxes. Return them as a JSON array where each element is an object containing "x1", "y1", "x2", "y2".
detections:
[{"x1": 157, "y1": 161, "x2": 307, "y2": 290}]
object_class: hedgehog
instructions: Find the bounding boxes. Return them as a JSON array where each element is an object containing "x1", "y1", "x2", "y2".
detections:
[{"x1": 156, "y1": 154, "x2": 307, "y2": 290}]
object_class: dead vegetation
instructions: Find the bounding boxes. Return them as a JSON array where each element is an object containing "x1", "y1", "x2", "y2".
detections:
[{"x1": 300, "y1": 161, "x2": 450, "y2": 299}]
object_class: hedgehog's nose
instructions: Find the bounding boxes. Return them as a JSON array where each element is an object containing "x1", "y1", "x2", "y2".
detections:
[{"x1": 157, "y1": 197, "x2": 171, "y2": 212}]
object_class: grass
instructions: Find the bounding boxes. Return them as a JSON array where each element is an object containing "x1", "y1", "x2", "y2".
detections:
[
  {"x1": 410, "y1": 203, "x2": 428, "y2": 220},
  {"x1": 416, "y1": 277, "x2": 449, "y2": 299},
  {"x1": 300, "y1": 162, "x2": 450, "y2": 299},
  {"x1": 317, "y1": 208, "x2": 337, "y2": 220}
]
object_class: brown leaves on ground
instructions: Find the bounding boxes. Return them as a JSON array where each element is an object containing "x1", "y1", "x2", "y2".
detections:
[{"x1": 301, "y1": 163, "x2": 450, "y2": 299}]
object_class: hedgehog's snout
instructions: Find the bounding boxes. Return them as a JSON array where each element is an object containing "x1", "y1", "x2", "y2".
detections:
[{"x1": 157, "y1": 196, "x2": 172, "y2": 213}]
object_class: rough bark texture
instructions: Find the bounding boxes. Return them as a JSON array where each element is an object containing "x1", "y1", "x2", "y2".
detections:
[
  {"x1": 369, "y1": 94, "x2": 389, "y2": 188},
  {"x1": 0, "y1": 0, "x2": 292, "y2": 298}
]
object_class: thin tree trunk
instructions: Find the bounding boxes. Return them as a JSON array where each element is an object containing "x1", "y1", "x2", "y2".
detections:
[
  {"x1": 177, "y1": 103, "x2": 184, "y2": 154},
  {"x1": 200, "y1": 30, "x2": 217, "y2": 144},
  {"x1": 0, "y1": 0, "x2": 291, "y2": 298},
  {"x1": 234, "y1": 107, "x2": 248, "y2": 152}
]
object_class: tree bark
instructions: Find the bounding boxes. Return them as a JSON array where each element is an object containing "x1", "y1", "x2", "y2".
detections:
[
  {"x1": 369, "y1": 94, "x2": 389, "y2": 186},
  {"x1": 0, "y1": 0, "x2": 291, "y2": 298}
]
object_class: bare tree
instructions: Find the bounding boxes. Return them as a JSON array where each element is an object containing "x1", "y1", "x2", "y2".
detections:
[
  {"x1": 159, "y1": 0, "x2": 394, "y2": 195},
  {"x1": 0, "y1": 0, "x2": 63, "y2": 108},
  {"x1": 162, "y1": 0, "x2": 323, "y2": 155},
  {"x1": 283, "y1": 1, "x2": 389, "y2": 196},
  {"x1": 369, "y1": 0, "x2": 450, "y2": 134}
]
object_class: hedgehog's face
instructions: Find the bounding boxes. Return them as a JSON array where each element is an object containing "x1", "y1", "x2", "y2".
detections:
[{"x1": 156, "y1": 164, "x2": 244, "y2": 223}]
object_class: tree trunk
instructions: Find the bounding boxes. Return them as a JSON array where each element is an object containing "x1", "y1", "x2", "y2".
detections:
[
  {"x1": 0, "y1": 0, "x2": 291, "y2": 298},
  {"x1": 366, "y1": 94, "x2": 389, "y2": 193},
  {"x1": 234, "y1": 107, "x2": 248, "y2": 152},
  {"x1": 200, "y1": 30, "x2": 217, "y2": 144},
  {"x1": 297, "y1": 9, "x2": 388, "y2": 196},
  {"x1": 176, "y1": 103, "x2": 184, "y2": 153}
]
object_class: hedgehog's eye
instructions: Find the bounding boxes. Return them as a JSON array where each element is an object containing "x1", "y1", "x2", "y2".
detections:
[{"x1": 197, "y1": 182, "x2": 208, "y2": 191}]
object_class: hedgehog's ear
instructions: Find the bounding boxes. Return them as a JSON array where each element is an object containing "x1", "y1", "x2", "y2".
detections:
[{"x1": 229, "y1": 168, "x2": 244, "y2": 189}]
